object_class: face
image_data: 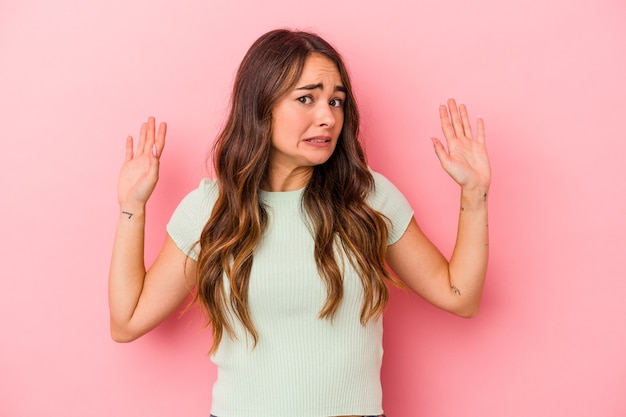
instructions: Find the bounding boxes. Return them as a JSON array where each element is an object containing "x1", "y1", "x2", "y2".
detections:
[{"x1": 269, "y1": 54, "x2": 346, "y2": 179}]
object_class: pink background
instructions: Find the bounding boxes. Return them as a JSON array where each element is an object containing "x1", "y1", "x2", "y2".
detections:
[{"x1": 1, "y1": 0, "x2": 625, "y2": 416}]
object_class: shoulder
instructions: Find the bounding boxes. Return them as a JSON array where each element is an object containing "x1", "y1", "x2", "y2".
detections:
[
  {"x1": 176, "y1": 178, "x2": 220, "y2": 211},
  {"x1": 366, "y1": 168, "x2": 414, "y2": 244},
  {"x1": 367, "y1": 168, "x2": 408, "y2": 207},
  {"x1": 193, "y1": 177, "x2": 220, "y2": 199},
  {"x1": 166, "y1": 178, "x2": 219, "y2": 260},
  {"x1": 370, "y1": 168, "x2": 394, "y2": 189}
]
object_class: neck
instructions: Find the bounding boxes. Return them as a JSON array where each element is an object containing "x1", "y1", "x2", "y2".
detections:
[{"x1": 263, "y1": 166, "x2": 312, "y2": 191}]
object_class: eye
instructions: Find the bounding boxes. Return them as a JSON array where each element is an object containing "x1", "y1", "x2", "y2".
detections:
[
  {"x1": 329, "y1": 98, "x2": 344, "y2": 108},
  {"x1": 297, "y1": 96, "x2": 313, "y2": 104}
]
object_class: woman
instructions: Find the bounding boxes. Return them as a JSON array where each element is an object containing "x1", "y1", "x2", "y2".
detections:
[{"x1": 109, "y1": 29, "x2": 490, "y2": 417}]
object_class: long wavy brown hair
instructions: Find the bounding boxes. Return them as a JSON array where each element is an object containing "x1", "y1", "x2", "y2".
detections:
[{"x1": 194, "y1": 29, "x2": 404, "y2": 352}]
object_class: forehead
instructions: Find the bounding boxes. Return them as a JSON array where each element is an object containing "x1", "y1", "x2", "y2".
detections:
[{"x1": 297, "y1": 53, "x2": 343, "y2": 84}]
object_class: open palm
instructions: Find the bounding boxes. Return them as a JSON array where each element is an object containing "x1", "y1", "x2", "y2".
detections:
[
  {"x1": 117, "y1": 117, "x2": 167, "y2": 207},
  {"x1": 432, "y1": 98, "x2": 491, "y2": 191}
]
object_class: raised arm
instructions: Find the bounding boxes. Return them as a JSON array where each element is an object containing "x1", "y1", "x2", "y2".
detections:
[
  {"x1": 386, "y1": 98, "x2": 491, "y2": 317},
  {"x1": 109, "y1": 117, "x2": 195, "y2": 342}
]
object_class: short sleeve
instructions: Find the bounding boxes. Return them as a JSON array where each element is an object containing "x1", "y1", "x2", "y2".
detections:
[
  {"x1": 166, "y1": 178, "x2": 219, "y2": 261},
  {"x1": 366, "y1": 169, "x2": 414, "y2": 245}
]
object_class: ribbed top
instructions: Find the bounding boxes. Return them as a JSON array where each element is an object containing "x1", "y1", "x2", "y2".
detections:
[{"x1": 167, "y1": 170, "x2": 413, "y2": 417}]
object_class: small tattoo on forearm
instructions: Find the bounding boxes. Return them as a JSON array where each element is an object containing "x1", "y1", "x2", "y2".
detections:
[
  {"x1": 122, "y1": 211, "x2": 133, "y2": 219},
  {"x1": 451, "y1": 285, "x2": 461, "y2": 295},
  {"x1": 483, "y1": 192, "x2": 488, "y2": 202},
  {"x1": 460, "y1": 206, "x2": 465, "y2": 212}
]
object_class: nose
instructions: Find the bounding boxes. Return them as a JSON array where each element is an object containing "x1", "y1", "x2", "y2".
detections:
[{"x1": 316, "y1": 103, "x2": 336, "y2": 128}]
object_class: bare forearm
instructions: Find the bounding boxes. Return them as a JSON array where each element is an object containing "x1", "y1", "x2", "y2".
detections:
[
  {"x1": 108, "y1": 204, "x2": 148, "y2": 331},
  {"x1": 448, "y1": 187, "x2": 489, "y2": 316}
]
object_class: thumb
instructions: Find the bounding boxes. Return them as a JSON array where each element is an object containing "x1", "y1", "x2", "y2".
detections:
[{"x1": 431, "y1": 137, "x2": 449, "y2": 167}]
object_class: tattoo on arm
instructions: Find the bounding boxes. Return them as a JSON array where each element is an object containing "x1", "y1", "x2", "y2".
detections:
[
  {"x1": 451, "y1": 285, "x2": 461, "y2": 295},
  {"x1": 122, "y1": 211, "x2": 133, "y2": 219},
  {"x1": 483, "y1": 192, "x2": 488, "y2": 202}
]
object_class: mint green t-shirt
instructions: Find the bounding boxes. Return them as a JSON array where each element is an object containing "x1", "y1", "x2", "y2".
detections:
[{"x1": 167, "y1": 169, "x2": 413, "y2": 417}]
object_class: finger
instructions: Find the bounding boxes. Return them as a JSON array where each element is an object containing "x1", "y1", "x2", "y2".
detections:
[
  {"x1": 431, "y1": 137, "x2": 450, "y2": 167},
  {"x1": 459, "y1": 104, "x2": 473, "y2": 139},
  {"x1": 439, "y1": 104, "x2": 456, "y2": 141},
  {"x1": 447, "y1": 98, "x2": 464, "y2": 137},
  {"x1": 143, "y1": 116, "x2": 156, "y2": 154},
  {"x1": 136, "y1": 121, "x2": 148, "y2": 155},
  {"x1": 154, "y1": 121, "x2": 167, "y2": 158},
  {"x1": 476, "y1": 116, "x2": 486, "y2": 145},
  {"x1": 124, "y1": 136, "x2": 134, "y2": 162}
]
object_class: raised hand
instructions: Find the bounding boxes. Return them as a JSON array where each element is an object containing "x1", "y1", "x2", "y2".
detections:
[
  {"x1": 117, "y1": 117, "x2": 167, "y2": 207},
  {"x1": 431, "y1": 98, "x2": 491, "y2": 192}
]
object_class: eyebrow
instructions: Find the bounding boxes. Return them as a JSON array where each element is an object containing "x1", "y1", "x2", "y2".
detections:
[{"x1": 295, "y1": 83, "x2": 347, "y2": 93}]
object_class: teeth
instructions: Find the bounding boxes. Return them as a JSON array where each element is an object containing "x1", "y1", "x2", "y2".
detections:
[{"x1": 308, "y1": 139, "x2": 328, "y2": 142}]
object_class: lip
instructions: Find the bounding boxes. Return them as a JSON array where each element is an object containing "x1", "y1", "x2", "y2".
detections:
[{"x1": 303, "y1": 136, "x2": 332, "y2": 144}]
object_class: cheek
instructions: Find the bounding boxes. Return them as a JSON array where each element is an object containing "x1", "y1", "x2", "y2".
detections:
[
  {"x1": 336, "y1": 113, "x2": 345, "y2": 133},
  {"x1": 271, "y1": 113, "x2": 290, "y2": 142},
  {"x1": 273, "y1": 108, "x2": 302, "y2": 134},
  {"x1": 270, "y1": 123, "x2": 296, "y2": 150}
]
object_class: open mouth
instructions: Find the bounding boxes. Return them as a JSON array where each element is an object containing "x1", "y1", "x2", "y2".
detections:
[{"x1": 304, "y1": 136, "x2": 331, "y2": 143}]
